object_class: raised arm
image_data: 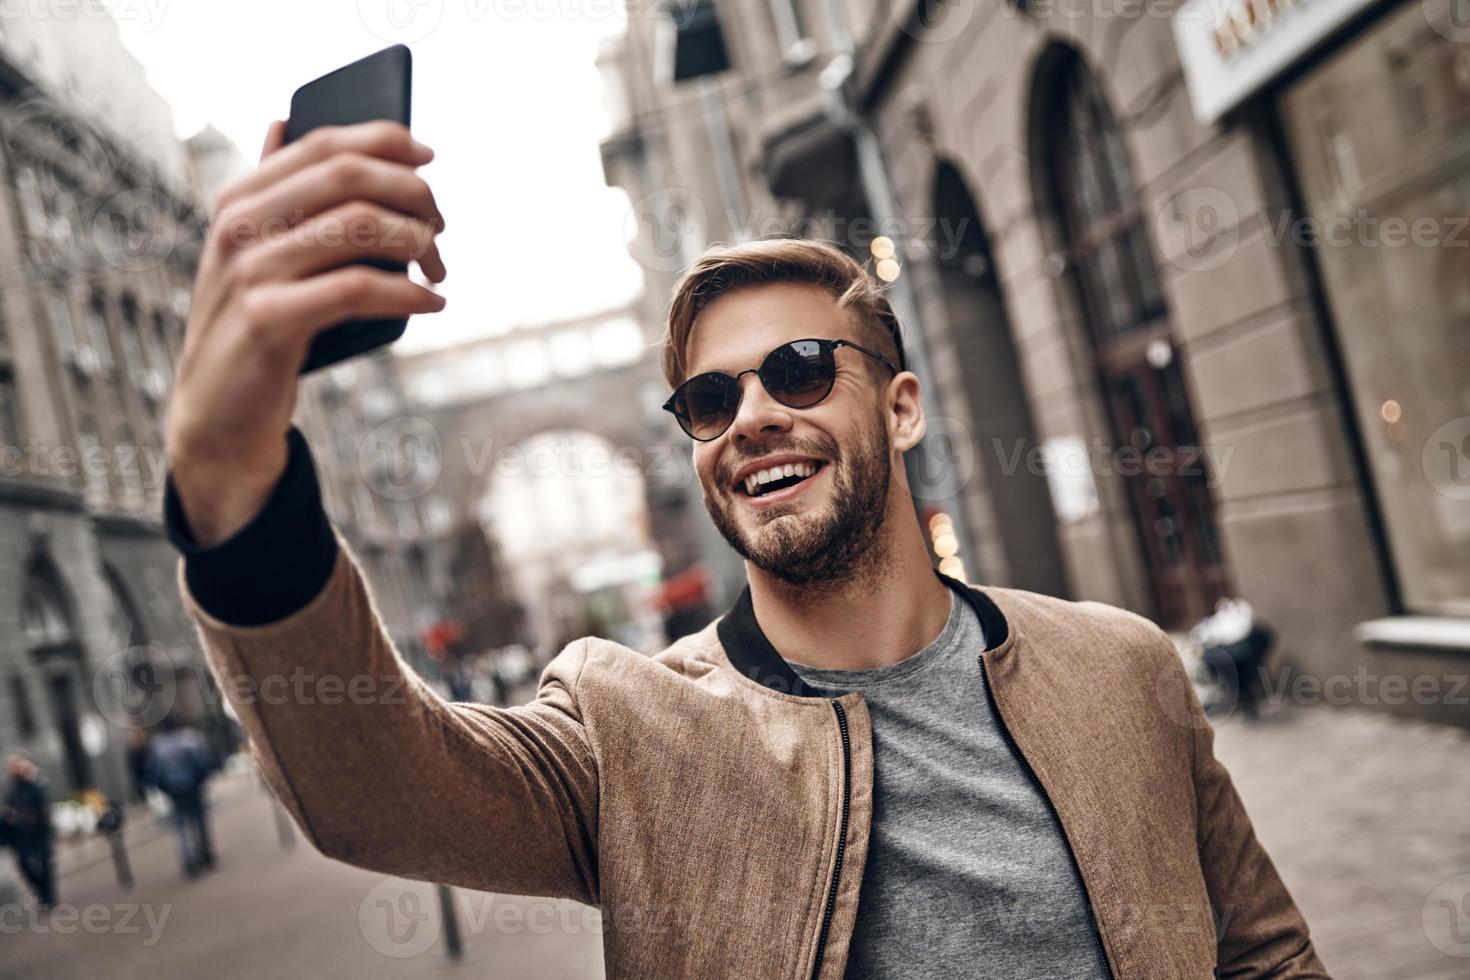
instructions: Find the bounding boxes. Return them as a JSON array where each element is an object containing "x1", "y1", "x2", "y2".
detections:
[{"x1": 163, "y1": 122, "x2": 598, "y2": 902}]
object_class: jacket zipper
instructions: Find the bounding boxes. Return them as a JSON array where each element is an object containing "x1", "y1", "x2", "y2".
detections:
[
  {"x1": 977, "y1": 653, "x2": 1118, "y2": 980},
  {"x1": 809, "y1": 698, "x2": 851, "y2": 980}
]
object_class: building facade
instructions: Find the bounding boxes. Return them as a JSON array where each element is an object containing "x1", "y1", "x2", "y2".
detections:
[
  {"x1": 600, "y1": 0, "x2": 1469, "y2": 723},
  {"x1": 0, "y1": 12, "x2": 232, "y2": 805},
  {"x1": 292, "y1": 351, "x2": 458, "y2": 667}
]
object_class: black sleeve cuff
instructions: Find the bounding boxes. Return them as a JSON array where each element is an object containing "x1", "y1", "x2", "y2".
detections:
[{"x1": 163, "y1": 426, "x2": 339, "y2": 626}]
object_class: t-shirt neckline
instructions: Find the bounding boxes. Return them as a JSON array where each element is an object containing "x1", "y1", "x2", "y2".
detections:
[{"x1": 784, "y1": 588, "x2": 972, "y2": 690}]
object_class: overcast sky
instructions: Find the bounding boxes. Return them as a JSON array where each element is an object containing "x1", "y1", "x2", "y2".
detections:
[{"x1": 115, "y1": 0, "x2": 645, "y2": 352}]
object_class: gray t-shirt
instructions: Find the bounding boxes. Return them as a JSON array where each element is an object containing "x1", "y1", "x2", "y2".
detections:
[{"x1": 786, "y1": 588, "x2": 1110, "y2": 980}]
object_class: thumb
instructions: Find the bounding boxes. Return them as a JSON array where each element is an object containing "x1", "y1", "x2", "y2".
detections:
[{"x1": 260, "y1": 119, "x2": 288, "y2": 161}]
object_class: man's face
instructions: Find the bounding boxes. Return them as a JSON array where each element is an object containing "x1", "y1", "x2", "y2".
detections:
[{"x1": 684, "y1": 283, "x2": 895, "y2": 586}]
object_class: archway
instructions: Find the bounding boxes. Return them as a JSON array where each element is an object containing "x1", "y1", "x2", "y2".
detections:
[
  {"x1": 932, "y1": 160, "x2": 1069, "y2": 597},
  {"x1": 22, "y1": 558, "x2": 92, "y2": 792},
  {"x1": 481, "y1": 429, "x2": 664, "y2": 655}
]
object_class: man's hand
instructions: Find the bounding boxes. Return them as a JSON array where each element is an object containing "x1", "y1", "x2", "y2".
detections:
[{"x1": 165, "y1": 120, "x2": 447, "y2": 546}]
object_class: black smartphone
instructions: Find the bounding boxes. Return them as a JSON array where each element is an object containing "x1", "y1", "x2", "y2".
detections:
[{"x1": 286, "y1": 44, "x2": 414, "y2": 374}]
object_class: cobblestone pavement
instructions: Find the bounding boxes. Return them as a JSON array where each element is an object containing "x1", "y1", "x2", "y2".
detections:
[{"x1": 1213, "y1": 705, "x2": 1470, "y2": 979}]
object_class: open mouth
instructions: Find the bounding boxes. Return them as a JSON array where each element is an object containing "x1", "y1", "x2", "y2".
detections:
[{"x1": 737, "y1": 460, "x2": 825, "y2": 498}]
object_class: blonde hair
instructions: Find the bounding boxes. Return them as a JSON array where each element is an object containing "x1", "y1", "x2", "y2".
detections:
[{"x1": 661, "y1": 237, "x2": 906, "y2": 387}]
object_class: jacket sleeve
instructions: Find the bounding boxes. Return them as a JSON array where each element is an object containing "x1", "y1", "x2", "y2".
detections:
[
  {"x1": 1190, "y1": 691, "x2": 1329, "y2": 977},
  {"x1": 165, "y1": 430, "x2": 600, "y2": 904}
]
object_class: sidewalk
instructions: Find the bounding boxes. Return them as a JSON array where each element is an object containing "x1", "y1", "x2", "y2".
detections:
[
  {"x1": 1213, "y1": 705, "x2": 1470, "y2": 978},
  {"x1": 5, "y1": 773, "x2": 604, "y2": 980}
]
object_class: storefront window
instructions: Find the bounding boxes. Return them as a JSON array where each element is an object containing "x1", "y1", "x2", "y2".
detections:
[{"x1": 1279, "y1": 0, "x2": 1470, "y2": 616}]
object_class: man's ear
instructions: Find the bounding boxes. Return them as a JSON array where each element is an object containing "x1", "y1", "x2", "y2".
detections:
[{"x1": 888, "y1": 372, "x2": 926, "y2": 453}]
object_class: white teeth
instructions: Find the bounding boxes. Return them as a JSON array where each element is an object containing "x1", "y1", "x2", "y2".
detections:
[{"x1": 741, "y1": 461, "x2": 820, "y2": 496}]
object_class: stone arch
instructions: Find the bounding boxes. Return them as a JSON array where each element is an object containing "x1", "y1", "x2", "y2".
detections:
[
  {"x1": 480, "y1": 426, "x2": 661, "y2": 655},
  {"x1": 100, "y1": 562, "x2": 149, "y2": 650},
  {"x1": 21, "y1": 553, "x2": 93, "y2": 791},
  {"x1": 419, "y1": 354, "x2": 700, "y2": 655},
  {"x1": 930, "y1": 158, "x2": 1069, "y2": 596}
]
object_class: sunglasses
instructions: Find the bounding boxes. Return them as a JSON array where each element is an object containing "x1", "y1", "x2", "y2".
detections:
[{"x1": 663, "y1": 338, "x2": 900, "y2": 441}]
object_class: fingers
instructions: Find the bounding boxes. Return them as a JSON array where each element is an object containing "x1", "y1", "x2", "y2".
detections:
[
  {"x1": 219, "y1": 121, "x2": 432, "y2": 217},
  {"x1": 241, "y1": 204, "x2": 446, "y2": 284},
  {"x1": 217, "y1": 152, "x2": 445, "y2": 248},
  {"x1": 260, "y1": 120, "x2": 287, "y2": 162},
  {"x1": 293, "y1": 152, "x2": 443, "y2": 229},
  {"x1": 416, "y1": 235, "x2": 447, "y2": 283},
  {"x1": 249, "y1": 267, "x2": 446, "y2": 351},
  {"x1": 197, "y1": 120, "x2": 447, "y2": 370}
]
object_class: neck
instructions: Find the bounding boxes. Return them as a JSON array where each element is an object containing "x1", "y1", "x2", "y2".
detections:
[{"x1": 746, "y1": 504, "x2": 952, "y2": 671}]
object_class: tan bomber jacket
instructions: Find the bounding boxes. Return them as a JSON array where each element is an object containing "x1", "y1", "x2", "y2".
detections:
[{"x1": 177, "y1": 520, "x2": 1329, "y2": 979}]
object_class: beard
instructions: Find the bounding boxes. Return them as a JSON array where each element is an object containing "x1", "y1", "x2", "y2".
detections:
[{"x1": 704, "y1": 412, "x2": 893, "y2": 588}]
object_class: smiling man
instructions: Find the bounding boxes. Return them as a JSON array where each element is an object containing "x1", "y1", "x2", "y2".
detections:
[{"x1": 164, "y1": 122, "x2": 1328, "y2": 978}]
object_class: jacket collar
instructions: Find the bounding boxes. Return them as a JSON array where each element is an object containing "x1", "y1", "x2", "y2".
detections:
[{"x1": 716, "y1": 571, "x2": 1011, "y2": 697}]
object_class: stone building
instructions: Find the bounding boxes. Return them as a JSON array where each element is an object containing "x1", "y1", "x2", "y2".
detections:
[
  {"x1": 392, "y1": 305, "x2": 711, "y2": 658},
  {"x1": 292, "y1": 351, "x2": 474, "y2": 666},
  {"x1": 0, "y1": 13, "x2": 229, "y2": 804},
  {"x1": 599, "y1": 0, "x2": 1469, "y2": 723}
]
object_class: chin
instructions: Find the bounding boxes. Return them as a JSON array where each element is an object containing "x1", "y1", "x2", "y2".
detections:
[
  {"x1": 744, "y1": 504, "x2": 836, "y2": 559},
  {"x1": 744, "y1": 509, "x2": 809, "y2": 543}
]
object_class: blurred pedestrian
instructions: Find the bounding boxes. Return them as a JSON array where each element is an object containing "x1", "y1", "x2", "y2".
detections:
[
  {"x1": 1191, "y1": 598, "x2": 1275, "y2": 720},
  {"x1": 201, "y1": 709, "x2": 241, "y2": 766},
  {"x1": 446, "y1": 661, "x2": 471, "y2": 702},
  {"x1": 1, "y1": 753, "x2": 55, "y2": 908},
  {"x1": 488, "y1": 660, "x2": 508, "y2": 707},
  {"x1": 126, "y1": 726, "x2": 152, "y2": 803},
  {"x1": 144, "y1": 715, "x2": 218, "y2": 878}
]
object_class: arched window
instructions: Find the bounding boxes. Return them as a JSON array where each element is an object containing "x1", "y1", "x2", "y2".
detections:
[
  {"x1": 930, "y1": 160, "x2": 1069, "y2": 597},
  {"x1": 22, "y1": 558, "x2": 94, "y2": 791},
  {"x1": 1035, "y1": 46, "x2": 1227, "y2": 627},
  {"x1": 102, "y1": 564, "x2": 149, "y2": 650},
  {"x1": 22, "y1": 562, "x2": 77, "y2": 649}
]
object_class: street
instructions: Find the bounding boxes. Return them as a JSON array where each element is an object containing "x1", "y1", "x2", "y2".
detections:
[
  {"x1": 0, "y1": 0, "x2": 1462, "y2": 974},
  {"x1": 1213, "y1": 705, "x2": 1470, "y2": 979},
  {"x1": 4, "y1": 702, "x2": 1467, "y2": 978},
  {"x1": 0, "y1": 772, "x2": 605, "y2": 980}
]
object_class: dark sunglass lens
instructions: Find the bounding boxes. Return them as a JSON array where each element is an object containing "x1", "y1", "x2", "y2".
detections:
[
  {"x1": 677, "y1": 375, "x2": 739, "y2": 439},
  {"x1": 761, "y1": 341, "x2": 834, "y2": 408}
]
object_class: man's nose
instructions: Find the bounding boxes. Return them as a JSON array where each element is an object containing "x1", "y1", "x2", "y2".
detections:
[{"x1": 727, "y1": 374, "x2": 794, "y2": 446}]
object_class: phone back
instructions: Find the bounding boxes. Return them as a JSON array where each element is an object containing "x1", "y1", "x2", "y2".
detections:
[
  {"x1": 287, "y1": 45, "x2": 411, "y2": 141},
  {"x1": 286, "y1": 45, "x2": 413, "y2": 374}
]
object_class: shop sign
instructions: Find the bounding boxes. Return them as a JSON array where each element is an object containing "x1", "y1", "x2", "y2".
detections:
[{"x1": 1173, "y1": 0, "x2": 1385, "y2": 123}]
